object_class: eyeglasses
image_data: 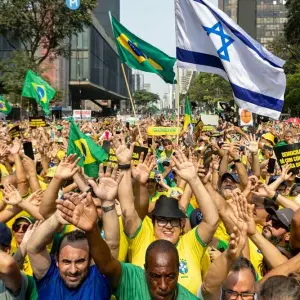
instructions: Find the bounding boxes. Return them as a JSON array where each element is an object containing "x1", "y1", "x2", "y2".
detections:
[
  {"x1": 12, "y1": 223, "x2": 30, "y2": 233},
  {"x1": 156, "y1": 217, "x2": 181, "y2": 228},
  {"x1": 223, "y1": 288, "x2": 256, "y2": 300}
]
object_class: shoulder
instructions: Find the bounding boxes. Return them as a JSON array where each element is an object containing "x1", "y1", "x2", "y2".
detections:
[{"x1": 178, "y1": 283, "x2": 201, "y2": 299}]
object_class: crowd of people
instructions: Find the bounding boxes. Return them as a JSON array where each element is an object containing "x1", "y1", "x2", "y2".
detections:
[{"x1": 0, "y1": 115, "x2": 300, "y2": 299}]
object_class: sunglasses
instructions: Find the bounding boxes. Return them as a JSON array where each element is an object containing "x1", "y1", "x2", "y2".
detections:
[
  {"x1": 156, "y1": 217, "x2": 181, "y2": 228},
  {"x1": 12, "y1": 223, "x2": 30, "y2": 233},
  {"x1": 266, "y1": 215, "x2": 286, "y2": 230}
]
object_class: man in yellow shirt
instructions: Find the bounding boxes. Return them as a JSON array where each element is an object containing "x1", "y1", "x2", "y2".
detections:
[{"x1": 113, "y1": 137, "x2": 219, "y2": 296}]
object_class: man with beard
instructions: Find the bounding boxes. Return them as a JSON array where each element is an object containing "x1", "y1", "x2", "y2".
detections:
[
  {"x1": 262, "y1": 207, "x2": 294, "y2": 249},
  {"x1": 27, "y1": 194, "x2": 111, "y2": 300}
]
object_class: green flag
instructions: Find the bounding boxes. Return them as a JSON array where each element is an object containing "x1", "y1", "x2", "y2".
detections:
[
  {"x1": 110, "y1": 13, "x2": 176, "y2": 84},
  {"x1": 0, "y1": 96, "x2": 12, "y2": 115},
  {"x1": 22, "y1": 70, "x2": 56, "y2": 115},
  {"x1": 67, "y1": 120, "x2": 108, "y2": 178}
]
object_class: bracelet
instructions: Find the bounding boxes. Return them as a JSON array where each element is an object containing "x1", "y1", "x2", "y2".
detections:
[
  {"x1": 118, "y1": 164, "x2": 131, "y2": 170},
  {"x1": 102, "y1": 203, "x2": 116, "y2": 213},
  {"x1": 271, "y1": 191, "x2": 279, "y2": 202}
]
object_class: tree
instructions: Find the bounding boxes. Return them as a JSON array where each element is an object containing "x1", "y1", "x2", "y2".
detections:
[
  {"x1": 0, "y1": 0, "x2": 97, "y2": 65},
  {"x1": 133, "y1": 89, "x2": 160, "y2": 107},
  {"x1": 285, "y1": 0, "x2": 300, "y2": 52},
  {"x1": 188, "y1": 73, "x2": 232, "y2": 103},
  {"x1": 284, "y1": 72, "x2": 300, "y2": 116}
]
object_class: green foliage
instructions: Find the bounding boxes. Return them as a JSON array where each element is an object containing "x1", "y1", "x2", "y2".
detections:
[
  {"x1": 284, "y1": 72, "x2": 300, "y2": 116},
  {"x1": 285, "y1": 0, "x2": 300, "y2": 50},
  {"x1": 133, "y1": 89, "x2": 160, "y2": 107},
  {"x1": 0, "y1": 0, "x2": 97, "y2": 64},
  {"x1": 188, "y1": 73, "x2": 232, "y2": 103}
]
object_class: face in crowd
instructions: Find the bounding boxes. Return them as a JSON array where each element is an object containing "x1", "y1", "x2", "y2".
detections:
[
  {"x1": 56, "y1": 232, "x2": 91, "y2": 289},
  {"x1": 12, "y1": 218, "x2": 31, "y2": 246},
  {"x1": 221, "y1": 177, "x2": 238, "y2": 200},
  {"x1": 163, "y1": 140, "x2": 173, "y2": 152},
  {"x1": 262, "y1": 215, "x2": 289, "y2": 245},
  {"x1": 145, "y1": 241, "x2": 179, "y2": 300}
]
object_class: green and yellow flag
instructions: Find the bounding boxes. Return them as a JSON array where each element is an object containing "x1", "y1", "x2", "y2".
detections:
[
  {"x1": 67, "y1": 120, "x2": 108, "y2": 178},
  {"x1": 0, "y1": 96, "x2": 12, "y2": 115},
  {"x1": 184, "y1": 97, "x2": 193, "y2": 131},
  {"x1": 110, "y1": 13, "x2": 176, "y2": 84},
  {"x1": 22, "y1": 70, "x2": 56, "y2": 115}
]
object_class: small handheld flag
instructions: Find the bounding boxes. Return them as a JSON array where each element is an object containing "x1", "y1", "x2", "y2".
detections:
[
  {"x1": 109, "y1": 12, "x2": 176, "y2": 84},
  {"x1": 184, "y1": 97, "x2": 193, "y2": 132},
  {"x1": 175, "y1": 0, "x2": 286, "y2": 119},
  {"x1": 0, "y1": 96, "x2": 12, "y2": 115},
  {"x1": 22, "y1": 70, "x2": 56, "y2": 115}
]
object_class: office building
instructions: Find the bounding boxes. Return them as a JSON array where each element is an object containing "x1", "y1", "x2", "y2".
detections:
[
  {"x1": 132, "y1": 73, "x2": 145, "y2": 92},
  {"x1": 144, "y1": 83, "x2": 151, "y2": 93},
  {"x1": 219, "y1": 0, "x2": 287, "y2": 47}
]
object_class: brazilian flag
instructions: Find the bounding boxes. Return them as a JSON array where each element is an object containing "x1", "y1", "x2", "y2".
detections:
[
  {"x1": 21, "y1": 70, "x2": 56, "y2": 115},
  {"x1": 0, "y1": 96, "x2": 12, "y2": 115},
  {"x1": 109, "y1": 12, "x2": 176, "y2": 84},
  {"x1": 184, "y1": 97, "x2": 193, "y2": 131},
  {"x1": 67, "y1": 120, "x2": 108, "y2": 178}
]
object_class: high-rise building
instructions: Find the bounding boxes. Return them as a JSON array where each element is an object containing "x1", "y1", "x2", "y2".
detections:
[
  {"x1": 180, "y1": 69, "x2": 195, "y2": 94},
  {"x1": 144, "y1": 83, "x2": 151, "y2": 93},
  {"x1": 132, "y1": 73, "x2": 145, "y2": 92},
  {"x1": 219, "y1": 0, "x2": 287, "y2": 47},
  {"x1": 93, "y1": 0, "x2": 120, "y2": 40}
]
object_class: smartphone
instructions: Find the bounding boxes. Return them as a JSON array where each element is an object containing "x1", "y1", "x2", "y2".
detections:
[
  {"x1": 147, "y1": 137, "x2": 152, "y2": 148},
  {"x1": 126, "y1": 122, "x2": 130, "y2": 130},
  {"x1": 23, "y1": 142, "x2": 34, "y2": 160},
  {"x1": 267, "y1": 158, "x2": 276, "y2": 174}
]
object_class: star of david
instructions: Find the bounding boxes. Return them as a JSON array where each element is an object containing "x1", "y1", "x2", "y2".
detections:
[{"x1": 203, "y1": 22, "x2": 234, "y2": 62}]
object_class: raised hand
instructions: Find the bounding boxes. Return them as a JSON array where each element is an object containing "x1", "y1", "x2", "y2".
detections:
[
  {"x1": 172, "y1": 150, "x2": 198, "y2": 182},
  {"x1": 247, "y1": 133, "x2": 258, "y2": 154},
  {"x1": 131, "y1": 153, "x2": 156, "y2": 185},
  {"x1": 20, "y1": 221, "x2": 43, "y2": 247},
  {"x1": 24, "y1": 189, "x2": 43, "y2": 206},
  {"x1": 280, "y1": 164, "x2": 293, "y2": 181},
  {"x1": 226, "y1": 225, "x2": 247, "y2": 261},
  {"x1": 22, "y1": 155, "x2": 36, "y2": 174},
  {"x1": 54, "y1": 154, "x2": 80, "y2": 180},
  {"x1": 252, "y1": 181, "x2": 274, "y2": 199},
  {"x1": 56, "y1": 192, "x2": 97, "y2": 232},
  {"x1": 10, "y1": 139, "x2": 21, "y2": 155},
  {"x1": 88, "y1": 164, "x2": 123, "y2": 202},
  {"x1": 198, "y1": 164, "x2": 212, "y2": 184},
  {"x1": 112, "y1": 134, "x2": 134, "y2": 164},
  {"x1": 2, "y1": 184, "x2": 22, "y2": 205}
]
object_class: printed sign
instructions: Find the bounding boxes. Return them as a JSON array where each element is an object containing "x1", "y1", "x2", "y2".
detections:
[
  {"x1": 8, "y1": 126, "x2": 20, "y2": 139},
  {"x1": 148, "y1": 127, "x2": 180, "y2": 136},
  {"x1": 29, "y1": 117, "x2": 46, "y2": 128},
  {"x1": 73, "y1": 110, "x2": 91, "y2": 120},
  {"x1": 239, "y1": 109, "x2": 253, "y2": 126},
  {"x1": 66, "y1": 0, "x2": 80, "y2": 10},
  {"x1": 102, "y1": 141, "x2": 148, "y2": 167},
  {"x1": 274, "y1": 143, "x2": 300, "y2": 174}
]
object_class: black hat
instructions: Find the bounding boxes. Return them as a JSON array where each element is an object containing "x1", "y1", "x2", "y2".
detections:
[
  {"x1": 266, "y1": 208, "x2": 294, "y2": 230},
  {"x1": 151, "y1": 196, "x2": 187, "y2": 219}
]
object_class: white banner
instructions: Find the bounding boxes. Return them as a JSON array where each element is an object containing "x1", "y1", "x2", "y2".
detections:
[{"x1": 73, "y1": 110, "x2": 91, "y2": 120}]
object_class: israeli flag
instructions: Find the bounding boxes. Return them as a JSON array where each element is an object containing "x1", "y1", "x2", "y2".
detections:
[{"x1": 175, "y1": 0, "x2": 286, "y2": 120}]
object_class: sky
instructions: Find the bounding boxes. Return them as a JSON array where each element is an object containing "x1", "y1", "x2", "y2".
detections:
[{"x1": 120, "y1": 0, "x2": 218, "y2": 98}]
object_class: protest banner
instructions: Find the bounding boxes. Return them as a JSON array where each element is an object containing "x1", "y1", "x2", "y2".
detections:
[
  {"x1": 202, "y1": 126, "x2": 216, "y2": 132},
  {"x1": 73, "y1": 110, "x2": 91, "y2": 120},
  {"x1": 148, "y1": 127, "x2": 180, "y2": 136},
  {"x1": 239, "y1": 109, "x2": 253, "y2": 126},
  {"x1": 8, "y1": 125, "x2": 21, "y2": 139},
  {"x1": 274, "y1": 143, "x2": 300, "y2": 173},
  {"x1": 102, "y1": 141, "x2": 148, "y2": 167},
  {"x1": 29, "y1": 117, "x2": 46, "y2": 128}
]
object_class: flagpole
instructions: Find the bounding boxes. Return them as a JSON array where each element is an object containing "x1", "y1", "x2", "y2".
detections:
[
  {"x1": 120, "y1": 63, "x2": 143, "y2": 144},
  {"x1": 20, "y1": 96, "x2": 23, "y2": 121},
  {"x1": 176, "y1": 67, "x2": 180, "y2": 145}
]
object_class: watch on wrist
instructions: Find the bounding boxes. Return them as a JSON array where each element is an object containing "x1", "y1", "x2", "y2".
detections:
[
  {"x1": 271, "y1": 191, "x2": 279, "y2": 202},
  {"x1": 102, "y1": 203, "x2": 116, "y2": 213},
  {"x1": 233, "y1": 158, "x2": 241, "y2": 163},
  {"x1": 118, "y1": 164, "x2": 131, "y2": 170}
]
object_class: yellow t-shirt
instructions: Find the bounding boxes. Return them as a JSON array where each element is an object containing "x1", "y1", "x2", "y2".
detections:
[
  {"x1": 118, "y1": 217, "x2": 128, "y2": 262},
  {"x1": 127, "y1": 216, "x2": 207, "y2": 295},
  {"x1": 0, "y1": 163, "x2": 9, "y2": 178},
  {"x1": 249, "y1": 225, "x2": 264, "y2": 280},
  {"x1": 214, "y1": 220, "x2": 230, "y2": 243}
]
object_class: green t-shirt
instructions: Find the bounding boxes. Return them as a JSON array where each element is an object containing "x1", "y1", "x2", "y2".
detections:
[{"x1": 115, "y1": 262, "x2": 201, "y2": 300}]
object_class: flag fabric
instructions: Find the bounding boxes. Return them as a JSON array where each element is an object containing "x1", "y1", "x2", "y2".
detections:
[
  {"x1": 22, "y1": 70, "x2": 56, "y2": 115},
  {"x1": 0, "y1": 96, "x2": 12, "y2": 115},
  {"x1": 67, "y1": 120, "x2": 108, "y2": 178},
  {"x1": 171, "y1": 111, "x2": 176, "y2": 120},
  {"x1": 109, "y1": 12, "x2": 176, "y2": 84},
  {"x1": 184, "y1": 97, "x2": 193, "y2": 132},
  {"x1": 175, "y1": 0, "x2": 286, "y2": 120}
]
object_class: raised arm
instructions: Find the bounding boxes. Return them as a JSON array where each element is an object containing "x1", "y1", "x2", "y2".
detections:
[
  {"x1": 247, "y1": 134, "x2": 260, "y2": 178},
  {"x1": 39, "y1": 154, "x2": 79, "y2": 218},
  {"x1": 56, "y1": 192, "x2": 122, "y2": 290},
  {"x1": 131, "y1": 153, "x2": 156, "y2": 220},
  {"x1": 88, "y1": 164, "x2": 123, "y2": 259},
  {"x1": 112, "y1": 136, "x2": 141, "y2": 237},
  {"x1": 22, "y1": 155, "x2": 41, "y2": 192},
  {"x1": 172, "y1": 151, "x2": 218, "y2": 245}
]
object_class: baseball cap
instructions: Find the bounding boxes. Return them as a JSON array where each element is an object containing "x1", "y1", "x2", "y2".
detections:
[
  {"x1": 266, "y1": 208, "x2": 294, "y2": 230},
  {"x1": 0, "y1": 222, "x2": 12, "y2": 246},
  {"x1": 14, "y1": 216, "x2": 34, "y2": 225},
  {"x1": 221, "y1": 172, "x2": 240, "y2": 184}
]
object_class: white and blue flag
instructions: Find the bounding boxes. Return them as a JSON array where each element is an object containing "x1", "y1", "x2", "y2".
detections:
[{"x1": 175, "y1": 0, "x2": 286, "y2": 119}]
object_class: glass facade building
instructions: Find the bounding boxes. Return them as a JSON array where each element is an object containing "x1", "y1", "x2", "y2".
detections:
[{"x1": 219, "y1": 0, "x2": 287, "y2": 47}]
